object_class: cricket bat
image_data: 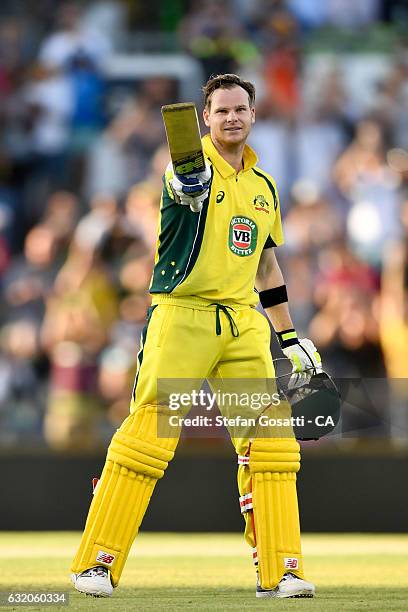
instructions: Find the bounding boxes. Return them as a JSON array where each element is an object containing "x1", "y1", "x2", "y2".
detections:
[{"x1": 161, "y1": 103, "x2": 205, "y2": 176}]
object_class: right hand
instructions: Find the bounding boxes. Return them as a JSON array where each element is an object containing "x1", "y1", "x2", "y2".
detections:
[
  {"x1": 170, "y1": 165, "x2": 211, "y2": 213},
  {"x1": 282, "y1": 338, "x2": 322, "y2": 389}
]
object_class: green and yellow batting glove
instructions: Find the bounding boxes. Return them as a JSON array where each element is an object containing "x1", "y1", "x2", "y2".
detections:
[{"x1": 276, "y1": 329, "x2": 322, "y2": 386}]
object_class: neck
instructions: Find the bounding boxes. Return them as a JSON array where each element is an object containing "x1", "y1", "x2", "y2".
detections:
[{"x1": 212, "y1": 137, "x2": 245, "y2": 173}]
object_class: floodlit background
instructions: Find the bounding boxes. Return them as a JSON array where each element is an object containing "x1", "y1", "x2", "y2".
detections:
[{"x1": 0, "y1": 0, "x2": 407, "y2": 533}]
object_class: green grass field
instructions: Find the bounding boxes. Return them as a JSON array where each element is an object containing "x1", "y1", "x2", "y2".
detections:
[{"x1": 0, "y1": 533, "x2": 407, "y2": 611}]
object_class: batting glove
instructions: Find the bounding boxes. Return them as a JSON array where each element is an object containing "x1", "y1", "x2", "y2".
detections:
[
  {"x1": 278, "y1": 333, "x2": 322, "y2": 389},
  {"x1": 171, "y1": 164, "x2": 211, "y2": 213}
]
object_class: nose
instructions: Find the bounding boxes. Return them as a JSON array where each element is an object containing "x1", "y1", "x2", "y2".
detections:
[{"x1": 226, "y1": 110, "x2": 238, "y2": 122}]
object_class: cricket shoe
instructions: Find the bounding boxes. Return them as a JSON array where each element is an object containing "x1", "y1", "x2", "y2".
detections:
[
  {"x1": 71, "y1": 566, "x2": 113, "y2": 598},
  {"x1": 256, "y1": 573, "x2": 315, "y2": 598}
]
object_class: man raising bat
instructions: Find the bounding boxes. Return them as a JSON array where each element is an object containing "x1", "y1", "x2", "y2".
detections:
[{"x1": 71, "y1": 73, "x2": 321, "y2": 599}]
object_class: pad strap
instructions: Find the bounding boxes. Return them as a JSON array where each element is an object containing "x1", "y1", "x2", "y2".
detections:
[
  {"x1": 238, "y1": 455, "x2": 249, "y2": 465},
  {"x1": 239, "y1": 492, "x2": 253, "y2": 514}
]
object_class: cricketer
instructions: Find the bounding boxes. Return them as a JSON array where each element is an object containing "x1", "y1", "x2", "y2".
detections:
[{"x1": 71, "y1": 73, "x2": 322, "y2": 599}]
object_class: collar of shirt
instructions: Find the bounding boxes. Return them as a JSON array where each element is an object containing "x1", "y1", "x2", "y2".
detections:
[{"x1": 202, "y1": 134, "x2": 258, "y2": 179}]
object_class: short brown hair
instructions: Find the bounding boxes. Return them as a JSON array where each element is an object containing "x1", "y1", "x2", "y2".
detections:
[{"x1": 202, "y1": 73, "x2": 256, "y2": 109}]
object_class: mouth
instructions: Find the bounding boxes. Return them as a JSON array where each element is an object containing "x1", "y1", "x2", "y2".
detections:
[{"x1": 224, "y1": 127, "x2": 242, "y2": 132}]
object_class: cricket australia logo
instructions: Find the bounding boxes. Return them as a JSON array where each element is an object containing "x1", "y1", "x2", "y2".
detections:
[
  {"x1": 229, "y1": 216, "x2": 258, "y2": 257},
  {"x1": 253, "y1": 194, "x2": 269, "y2": 213}
]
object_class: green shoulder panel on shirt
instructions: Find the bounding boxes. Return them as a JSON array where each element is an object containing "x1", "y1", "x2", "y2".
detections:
[{"x1": 150, "y1": 171, "x2": 212, "y2": 293}]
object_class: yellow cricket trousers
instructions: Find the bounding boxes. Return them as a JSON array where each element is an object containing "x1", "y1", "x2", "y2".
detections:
[{"x1": 71, "y1": 295, "x2": 303, "y2": 588}]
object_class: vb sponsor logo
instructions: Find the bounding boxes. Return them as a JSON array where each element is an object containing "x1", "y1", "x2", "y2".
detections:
[{"x1": 229, "y1": 216, "x2": 258, "y2": 257}]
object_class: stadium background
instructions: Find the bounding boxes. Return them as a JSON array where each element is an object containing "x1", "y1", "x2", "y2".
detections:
[{"x1": 0, "y1": 0, "x2": 407, "y2": 535}]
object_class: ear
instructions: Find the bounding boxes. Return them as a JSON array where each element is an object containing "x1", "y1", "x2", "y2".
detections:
[
  {"x1": 251, "y1": 107, "x2": 255, "y2": 124},
  {"x1": 203, "y1": 107, "x2": 210, "y2": 127}
]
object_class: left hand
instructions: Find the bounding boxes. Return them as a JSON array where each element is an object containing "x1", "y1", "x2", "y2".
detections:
[{"x1": 282, "y1": 338, "x2": 322, "y2": 388}]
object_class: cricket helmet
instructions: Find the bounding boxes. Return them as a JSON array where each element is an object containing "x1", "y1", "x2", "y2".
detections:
[{"x1": 276, "y1": 367, "x2": 341, "y2": 440}]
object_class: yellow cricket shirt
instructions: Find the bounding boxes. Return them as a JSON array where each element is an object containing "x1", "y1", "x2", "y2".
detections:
[{"x1": 149, "y1": 133, "x2": 284, "y2": 306}]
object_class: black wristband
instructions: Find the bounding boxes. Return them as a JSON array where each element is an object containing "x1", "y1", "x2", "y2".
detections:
[
  {"x1": 259, "y1": 285, "x2": 288, "y2": 309},
  {"x1": 276, "y1": 328, "x2": 299, "y2": 349}
]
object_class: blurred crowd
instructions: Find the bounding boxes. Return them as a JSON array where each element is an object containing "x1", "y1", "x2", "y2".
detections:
[{"x1": 0, "y1": 0, "x2": 407, "y2": 450}]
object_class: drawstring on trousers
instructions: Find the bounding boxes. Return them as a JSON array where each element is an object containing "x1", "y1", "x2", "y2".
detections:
[{"x1": 210, "y1": 303, "x2": 240, "y2": 337}]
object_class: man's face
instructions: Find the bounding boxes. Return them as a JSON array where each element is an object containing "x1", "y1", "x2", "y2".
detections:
[{"x1": 203, "y1": 86, "x2": 255, "y2": 147}]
